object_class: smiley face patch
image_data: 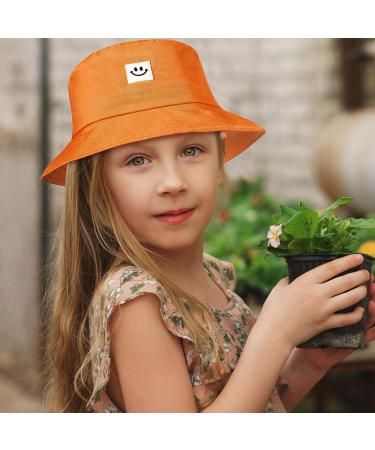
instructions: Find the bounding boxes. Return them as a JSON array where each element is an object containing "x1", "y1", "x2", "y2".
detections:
[{"x1": 125, "y1": 60, "x2": 154, "y2": 84}]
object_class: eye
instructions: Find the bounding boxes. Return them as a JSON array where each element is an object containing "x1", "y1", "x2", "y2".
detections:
[
  {"x1": 125, "y1": 155, "x2": 149, "y2": 167},
  {"x1": 183, "y1": 145, "x2": 203, "y2": 157},
  {"x1": 125, "y1": 145, "x2": 204, "y2": 167}
]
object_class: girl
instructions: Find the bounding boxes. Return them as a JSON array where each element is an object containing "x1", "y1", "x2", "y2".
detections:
[{"x1": 40, "y1": 38, "x2": 375, "y2": 413}]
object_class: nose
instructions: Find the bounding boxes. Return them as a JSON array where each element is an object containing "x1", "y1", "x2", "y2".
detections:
[{"x1": 156, "y1": 163, "x2": 188, "y2": 195}]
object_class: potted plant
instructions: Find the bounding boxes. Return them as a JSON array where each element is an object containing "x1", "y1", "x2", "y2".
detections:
[{"x1": 257, "y1": 196, "x2": 375, "y2": 349}]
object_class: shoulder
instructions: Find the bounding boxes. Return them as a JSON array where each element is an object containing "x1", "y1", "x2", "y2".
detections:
[
  {"x1": 99, "y1": 264, "x2": 192, "y2": 337},
  {"x1": 103, "y1": 265, "x2": 167, "y2": 306},
  {"x1": 203, "y1": 252, "x2": 237, "y2": 291},
  {"x1": 90, "y1": 263, "x2": 195, "y2": 352}
]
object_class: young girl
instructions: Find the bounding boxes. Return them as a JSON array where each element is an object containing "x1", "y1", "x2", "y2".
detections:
[{"x1": 40, "y1": 38, "x2": 375, "y2": 413}]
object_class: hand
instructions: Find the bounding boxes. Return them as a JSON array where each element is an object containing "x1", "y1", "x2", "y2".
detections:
[
  {"x1": 294, "y1": 272, "x2": 375, "y2": 373},
  {"x1": 257, "y1": 254, "x2": 369, "y2": 350}
]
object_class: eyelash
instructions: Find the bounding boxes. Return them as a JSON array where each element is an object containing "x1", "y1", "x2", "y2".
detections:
[{"x1": 125, "y1": 145, "x2": 204, "y2": 167}]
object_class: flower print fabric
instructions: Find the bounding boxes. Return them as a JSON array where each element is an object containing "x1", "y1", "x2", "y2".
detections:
[{"x1": 87, "y1": 252, "x2": 289, "y2": 413}]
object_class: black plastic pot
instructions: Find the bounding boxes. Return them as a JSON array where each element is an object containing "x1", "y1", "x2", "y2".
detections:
[{"x1": 284, "y1": 252, "x2": 374, "y2": 349}]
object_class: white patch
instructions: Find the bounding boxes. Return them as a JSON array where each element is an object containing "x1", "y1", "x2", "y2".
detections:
[{"x1": 125, "y1": 60, "x2": 154, "y2": 84}]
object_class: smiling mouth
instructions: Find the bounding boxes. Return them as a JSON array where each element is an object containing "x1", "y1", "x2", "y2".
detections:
[
  {"x1": 130, "y1": 69, "x2": 148, "y2": 76},
  {"x1": 154, "y1": 208, "x2": 195, "y2": 224}
]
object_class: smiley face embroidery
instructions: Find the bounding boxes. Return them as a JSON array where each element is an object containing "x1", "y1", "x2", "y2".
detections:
[
  {"x1": 125, "y1": 60, "x2": 154, "y2": 84},
  {"x1": 130, "y1": 65, "x2": 148, "y2": 76}
]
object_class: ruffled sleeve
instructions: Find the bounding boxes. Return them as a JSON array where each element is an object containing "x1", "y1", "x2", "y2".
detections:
[{"x1": 87, "y1": 265, "x2": 194, "y2": 412}]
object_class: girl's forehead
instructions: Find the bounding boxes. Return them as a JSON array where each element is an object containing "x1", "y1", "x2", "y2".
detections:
[
  {"x1": 134, "y1": 131, "x2": 216, "y2": 146},
  {"x1": 104, "y1": 131, "x2": 217, "y2": 157}
]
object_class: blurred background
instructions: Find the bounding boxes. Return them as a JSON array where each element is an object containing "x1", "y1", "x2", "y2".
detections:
[{"x1": 0, "y1": 38, "x2": 374, "y2": 412}]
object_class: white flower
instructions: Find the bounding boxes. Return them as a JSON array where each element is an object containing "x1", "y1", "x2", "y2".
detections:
[{"x1": 267, "y1": 224, "x2": 283, "y2": 248}]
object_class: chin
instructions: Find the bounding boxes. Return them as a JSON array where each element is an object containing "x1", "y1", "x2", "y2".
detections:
[{"x1": 143, "y1": 234, "x2": 200, "y2": 253}]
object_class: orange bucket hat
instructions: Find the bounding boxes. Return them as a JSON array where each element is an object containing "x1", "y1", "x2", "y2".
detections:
[{"x1": 41, "y1": 39, "x2": 265, "y2": 186}]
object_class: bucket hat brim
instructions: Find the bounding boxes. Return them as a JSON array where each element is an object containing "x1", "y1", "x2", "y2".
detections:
[{"x1": 41, "y1": 101, "x2": 265, "y2": 186}]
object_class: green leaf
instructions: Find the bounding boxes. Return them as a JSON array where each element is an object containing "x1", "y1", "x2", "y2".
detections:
[
  {"x1": 287, "y1": 236, "x2": 333, "y2": 254},
  {"x1": 348, "y1": 218, "x2": 375, "y2": 229},
  {"x1": 319, "y1": 196, "x2": 352, "y2": 219},
  {"x1": 279, "y1": 204, "x2": 298, "y2": 221},
  {"x1": 265, "y1": 246, "x2": 291, "y2": 256},
  {"x1": 256, "y1": 238, "x2": 269, "y2": 248},
  {"x1": 271, "y1": 213, "x2": 283, "y2": 224},
  {"x1": 288, "y1": 238, "x2": 310, "y2": 253},
  {"x1": 284, "y1": 208, "x2": 320, "y2": 239}
]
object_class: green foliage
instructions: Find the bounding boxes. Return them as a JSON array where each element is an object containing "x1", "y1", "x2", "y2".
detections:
[{"x1": 257, "y1": 195, "x2": 375, "y2": 257}]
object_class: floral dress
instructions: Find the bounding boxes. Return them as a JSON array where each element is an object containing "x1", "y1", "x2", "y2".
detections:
[{"x1": 87, "y1": 252, "x2": 288, "y2": 412}]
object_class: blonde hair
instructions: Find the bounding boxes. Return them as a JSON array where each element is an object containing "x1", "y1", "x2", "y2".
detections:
[{"x1": 40, "y1": 131, "x2": 230, "y2": 412}]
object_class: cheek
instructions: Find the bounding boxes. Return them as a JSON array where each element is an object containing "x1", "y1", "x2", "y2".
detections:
[
  {"x1": 117, "y1": 188, "x2": 145, "y2": 219},
  {"x1": 113, "y1": 190, "x2": 150, "y2": 239},
  {"x1": 107, "y1": 176, "x2": 145, "y2": 219},
  {"x1": 198, "y1": 169, "x2": 220, "y2": 198},
  {"x1": 195, "y1": 173, "x2": 220, "y2": 218}
]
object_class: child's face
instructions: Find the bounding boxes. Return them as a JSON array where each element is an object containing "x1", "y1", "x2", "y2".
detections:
[{"x1": 102, "y1": 132, "x2": 222, "y2": 251}]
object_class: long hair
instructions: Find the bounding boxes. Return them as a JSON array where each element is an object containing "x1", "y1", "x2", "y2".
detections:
[{"x1": 40, "y1": 131, "x2": 231, "y2": 412}]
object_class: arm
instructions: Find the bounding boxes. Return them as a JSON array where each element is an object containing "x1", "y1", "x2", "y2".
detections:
[
  {"x1": 277, "y1": 348, "x2": 327, "y2": 412},
  {"x1": 202, "y1": 319, "x2": 293, "y2": 412},
  {"x1": 109, "y1": 293, "x2": 198, "y2": 412}
]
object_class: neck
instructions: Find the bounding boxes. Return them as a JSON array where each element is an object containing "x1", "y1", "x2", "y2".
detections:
[{"x1": 145, "y1": 237, "x2": 209, "y2": 290}]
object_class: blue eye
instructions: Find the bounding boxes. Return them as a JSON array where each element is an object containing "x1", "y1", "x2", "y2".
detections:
[{"x1": 125, "y1": 145, "x2": 203, "y2": 167}]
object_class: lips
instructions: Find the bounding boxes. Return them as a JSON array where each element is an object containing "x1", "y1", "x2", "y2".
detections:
[
  {"x1": 154, "y1": 208, "x2": 195, "y2": 224},
  {"x1": 155, "y1": 208, "x2": 194, "y2": 217}
]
